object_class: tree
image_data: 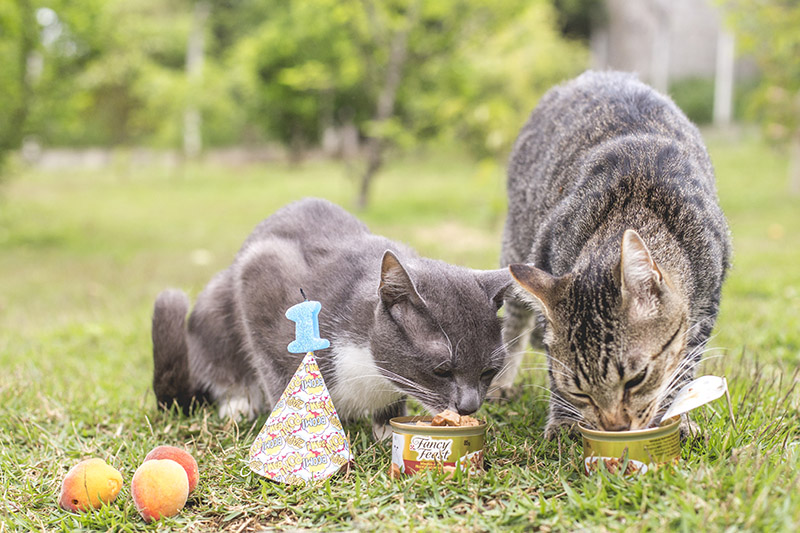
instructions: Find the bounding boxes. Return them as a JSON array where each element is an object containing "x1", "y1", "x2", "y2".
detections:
[
  {"x1": 231, "y1": 0, "x2": 586, "y2": 207},
  {"x1": 724, "y1": 0, "x2": 800, "y2": 194},
  {"x1": 352, "y1": 0, "x2": 586, "y2": 207},
  {"x1": 0, "y1": 0, "x2": 36, "y2": 173},
  {"x1": 5, "y1": 0, "x2": 587, "y2": 204}
]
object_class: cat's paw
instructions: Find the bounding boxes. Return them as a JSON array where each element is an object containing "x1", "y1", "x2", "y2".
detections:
[
  {"x1": 372, "y1": 422, "x2": 393, "y2": 441},
  {"x1": 218, "y1": 396, "x2": 254, "y2": 420},
  {"x1": 544, "y1": 420, "x2": 579, "y2": 441}
]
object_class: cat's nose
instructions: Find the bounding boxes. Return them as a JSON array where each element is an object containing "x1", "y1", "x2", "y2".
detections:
[
  {"x1": 599, "y1": 409, "x2": 631, "y2": 431},
  {"x1": 602, "y1": 421, "x2": 631, "y2": 431},
  {"x1": 455, "y1": 389, "x2": 481, "y2": 415},
  {"x1": 599, "y1": 413, "x2": 631, "y2": 431}
]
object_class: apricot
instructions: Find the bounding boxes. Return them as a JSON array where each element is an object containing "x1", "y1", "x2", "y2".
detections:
[
  {"x1": 58, "y1": 458, "x2": 123, "y2": 512},
  {"x1": 144, "y1": 445, "x2": 199, "y2": 493},
  {"x1": 131, "y1": 459, "x2": 189, "y2": 523}
]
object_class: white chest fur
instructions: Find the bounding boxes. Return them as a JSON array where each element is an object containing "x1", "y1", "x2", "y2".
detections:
[{"x1": 327, "y1": 343, "x2": 401, "y2": 420}]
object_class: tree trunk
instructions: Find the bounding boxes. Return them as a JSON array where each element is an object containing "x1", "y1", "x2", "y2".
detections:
[
  {"x1": 649, "y1": 0, "x2": 670, "y2": 95},
  {"x1": 0, "y1": 0, "x2": 36, "y2": 172},
  {"x1": 713, "y1": 29, "x2": 735, "y2": 128},
  {"x1": 183, "y1": 0, "x2": 210, "y2": 160},
  {"x1": 357, "y1": 0, "x2": 420, "y2": 209}
]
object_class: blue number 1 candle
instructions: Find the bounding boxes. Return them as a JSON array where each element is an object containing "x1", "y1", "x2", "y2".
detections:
[{"x1": 285, "y1": 298, "x2": 330, "y2": 353}]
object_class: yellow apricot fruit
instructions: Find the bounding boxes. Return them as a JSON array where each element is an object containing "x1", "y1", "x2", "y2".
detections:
[
  {"x1": 131, "y1": 459, "x2": 189, "y2": 523},
  {"x1": 58, "y1": 458, "x2": 123, "y2": 512},
  {"x1": 143, "y1": 445, "x2": 199, "y2": 493}
]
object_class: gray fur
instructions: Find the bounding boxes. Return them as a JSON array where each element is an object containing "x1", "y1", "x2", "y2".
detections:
[
  {"x1": 153, "y1": 197, "x2": 512, "y2": 438},
  {"x1": 499, "y1": 71, "x2": 731, "y2": 437}
]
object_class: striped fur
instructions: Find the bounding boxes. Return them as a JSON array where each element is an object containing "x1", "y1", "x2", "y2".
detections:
[{"x1": 499, "y1": 71, "x2": 731, "y2": 437}]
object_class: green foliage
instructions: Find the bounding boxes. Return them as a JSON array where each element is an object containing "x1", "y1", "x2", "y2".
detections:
[
  {"x1": 0, "y1": 0, "x2": 35, "y2": 169},
  {"x1": 1, "y1": 0, "x2": 587, "y2": 158},
  {"x1": 552, "y1": 0, "x2": 606, "y2": 41},
  {"x1": 0, "y1": 136, "x2": 799, "y2": 530},
  {"x1": 230, "y1": 0, "x2": 368, "y2": 149},
  {"x1": 724, "y1": 0, "x2": 800, "y2": 143},
  {"x1": 669, "y1": 77, "x2": 715, "y2": 125},
  {"x1": 26, "y1": 0, "x2": 193, "y2": 146},
  {"x1": 425, "y1": 1, "x2": 587, "y2": 158}
]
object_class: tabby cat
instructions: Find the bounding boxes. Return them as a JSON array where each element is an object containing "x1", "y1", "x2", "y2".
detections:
[
  {"x1": 498, "y1": 71, "x2": 731, "y2": 437},
  {"x1": 152, "y1": 197, "x2": 511, "y2": 438}
]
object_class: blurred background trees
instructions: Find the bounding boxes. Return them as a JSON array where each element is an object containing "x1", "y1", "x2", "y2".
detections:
[
  {"x1": 1, "y1": 0, "x2": 587, "y2": 204},
  {"x1": 1, "y1": 0, "x2": 798, "y2": 201},
  {"x1": 724, "y1": 0, "x2": 800, "y2": 194},
  {"x1": 0, "y1": 0, "x2": 36, "y2": 172}
]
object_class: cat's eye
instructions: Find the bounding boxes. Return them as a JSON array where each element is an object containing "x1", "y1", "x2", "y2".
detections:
[
  {"x1": 570, "y1": 391, "x2": 591, "y2": 401},
  {"x1": 433, "y1": 362, "x2": 453, "y2": 378},
  {"x1": 480, "y1": 368, "x2": 498, "y2": 381},
  {"x1": 624, "y1": 370, "x2": 647, "y2": 391}
]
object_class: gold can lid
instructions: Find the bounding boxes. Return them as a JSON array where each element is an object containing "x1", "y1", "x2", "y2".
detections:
[{"x1": 578, "y1": 415, "x2": 680, "y2": 442}]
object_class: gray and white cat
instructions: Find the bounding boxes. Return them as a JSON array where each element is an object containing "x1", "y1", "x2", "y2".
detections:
[
  {"x1": 152, "y1": 197, "x2": 512, "y2": 438},
  {"x1": 498, "y1": 71, "x2": 731, "y2": 437}
]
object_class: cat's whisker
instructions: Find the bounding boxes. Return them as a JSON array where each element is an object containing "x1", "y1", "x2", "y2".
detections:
[
  {"x1": 493, "y1": 355, "x2": 523, "y2": 382},
  {"x1": 490, "y1": 337, "x2": 519, "y2": 360},
  {"x1": 662, "y1": 350, "x2": 724, "y2": 391},
  {"x1": 667, "y1": 343, "x2": 717, "y2": 374},
  {"x1": 544, "y1": 355, "x2": 575, "y2": 377},
  {"x1": 331, "y1": 362, "x2": 440, "y2": 399},
  {"x1": 685, "y1": 317, "x2": 717, "y2": 341},
  {"x1": 500, "y1": 327, "x2": 534, "y2": 349},
  {"x1": 655, "y1": 351, "x2": 727, "y2": 404},
  {"x1": 332, "y1": 374, "x2": 432, "y2": 400},
  {"x1": 690, "y1": 347, "x2": 726, "y2": 362},
  {"x1": 658, "y1": 363, "x2": 702, "y2": 399},
  {"x1": 454, "y1": 336, "x2": 465, "y2": 362},
  {"x1": 437, "y1": 324, "x2": 455, "y2": 360},
  {"x1": 548, "y1": 397, "x2": 584, "y2": 417},
  {"x1": 517, "y1": 364, "x2": 573, "y2": 380},
  {"x1": 549, "y1": 412, "x2": 586, "y2": 424},
  {"x1": 519, "y1": 384, "x2": 584, "y2": 417}
]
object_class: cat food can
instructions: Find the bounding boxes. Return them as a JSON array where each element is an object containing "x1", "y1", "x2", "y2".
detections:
[
  {"x1": 389, "y1": 416, "x2": 486, "y2": 477},
  {"x1": 579, "y1": 415, "x2": 681, "y2": 475}
]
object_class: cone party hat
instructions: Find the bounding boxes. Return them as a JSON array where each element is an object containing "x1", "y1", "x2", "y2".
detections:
[{"x1": 248, "y1": 298, "x2": 353, "y2": 485}]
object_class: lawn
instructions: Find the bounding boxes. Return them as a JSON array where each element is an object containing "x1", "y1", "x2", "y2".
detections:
[{"x1": 1, "y1": 130, "x2": 798, "y2": 531}]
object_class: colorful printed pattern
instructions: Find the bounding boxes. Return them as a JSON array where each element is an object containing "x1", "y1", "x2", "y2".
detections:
[{"x1": 249, "y1": 352, "x2": 353, "y2": 485}]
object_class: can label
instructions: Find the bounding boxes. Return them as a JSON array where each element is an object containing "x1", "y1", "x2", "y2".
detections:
[
  {"x1": 582, "y1": 431, "x2": 680, "y2": 474},
  {"x1": 391, "y1": 431, "x2": 484, "y2": 475}
]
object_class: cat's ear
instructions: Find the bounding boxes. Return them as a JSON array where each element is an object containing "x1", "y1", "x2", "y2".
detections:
[
  {"x1": 379, "y1": 250, "x2": 424, "y2": 307},
  {"x1": 620, "y1": 229, "x2": 664, "y2": 319},
  {"x1": 508, "y1": 263, "x2": 568, "y2": 317},
  {"x1": 476, "y1": 269, "x2": 514, "y2": 311}
]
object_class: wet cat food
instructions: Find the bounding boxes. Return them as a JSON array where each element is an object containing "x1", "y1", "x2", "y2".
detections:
[
  {"x1": 389, "y1": 415, "x2": 486, "y2": 477},
  {"x1": 413, "y1": 409, "x2": 481, "y2": 427}
]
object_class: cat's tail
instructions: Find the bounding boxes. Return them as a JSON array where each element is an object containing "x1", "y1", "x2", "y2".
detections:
[{"x1": 152, "y1": 289, "x2": 197, "y2": 413}]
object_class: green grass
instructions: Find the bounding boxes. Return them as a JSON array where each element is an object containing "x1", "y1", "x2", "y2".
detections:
[{"x1": 0, "y1": 132, "x2": 798, "y2": 531}]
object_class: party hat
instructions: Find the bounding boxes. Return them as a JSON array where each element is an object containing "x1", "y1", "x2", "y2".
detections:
[{"x1": 248, "y1": 298, "x2": 353, "y2": 485}]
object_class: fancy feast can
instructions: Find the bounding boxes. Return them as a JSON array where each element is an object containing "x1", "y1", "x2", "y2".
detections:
[
  {"x1": 389, "y1": 416, "x2": 486, "y2": 476},
  {"x1": 579, "y1": 415, "x2": 681, "y2": 475}
]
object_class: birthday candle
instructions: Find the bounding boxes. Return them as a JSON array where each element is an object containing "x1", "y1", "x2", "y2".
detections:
[{"x1": 285, "y1": 299, "x2": 331, "y2": 354}]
